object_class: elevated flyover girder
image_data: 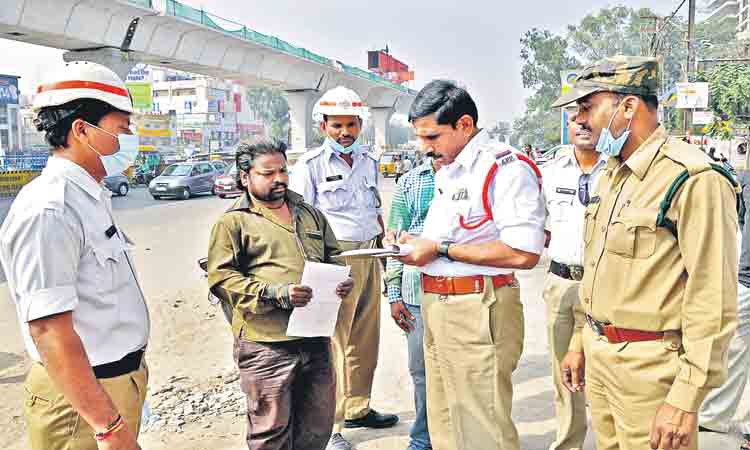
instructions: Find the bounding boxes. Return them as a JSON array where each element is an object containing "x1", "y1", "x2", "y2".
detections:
[{"x1": 0, "y1": 0, "x2": 414, "y2": 150}]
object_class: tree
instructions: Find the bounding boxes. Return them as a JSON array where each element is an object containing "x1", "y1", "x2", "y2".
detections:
[
  {"x1": 514, "y1": 7, "x2": 688, "y2": 147},
  {"x1": 488, "y1": 121, "x2": 512, "y2": 142},
  {"x1": 703, "y1": 64, "x2": 750, "y2": 140},
  {"x1": 245, "y1": 87, "x2": 290, "y2": 143},
  {"x1": 515, "y1": 28, "x2": 578, "y2": 147}
]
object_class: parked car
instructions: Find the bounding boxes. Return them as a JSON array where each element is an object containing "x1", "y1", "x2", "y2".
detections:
[
  {"x1": 210, "y1": 160, "x2": 228, "y2": 173},
  {"x1": 103, "y1": 174, "x2": 130, "y2": 197},
  {"x1": 149, "y1": 161, "x2": 221, "y2": 200},
  {"x1": 213, "y1": 163, "x2": 243, "y2": 198}
]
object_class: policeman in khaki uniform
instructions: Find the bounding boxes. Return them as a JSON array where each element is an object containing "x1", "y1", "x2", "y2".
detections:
[
  {"x1": 289, "y1": 87, "x2": 398, "y2": 450},
  {"x1": 0, "y1": 62, "x2": 149, "y2": 450},
  {"x1": 554, "y1": 56, "x2": 739, "y2": 450},
  {"x1": 541, "y1": 112, "x2": 607, "y2": 450},
  {"x1": 394, "y1": 80, "x2": 546, "y2": 450}
]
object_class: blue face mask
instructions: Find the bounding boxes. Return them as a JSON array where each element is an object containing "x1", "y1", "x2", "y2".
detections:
[
  {"x1": 326, "y1": 136, "x2": 361, "y2": 155},
  {"x1": 85, "y1": 122, "x2": 140, "y2": 177},
  {"x1": 595, "y1": 101, "x2": 635, "y2": 158}
]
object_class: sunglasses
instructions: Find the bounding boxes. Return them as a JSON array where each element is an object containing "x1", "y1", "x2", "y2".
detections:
[{"x1": 578, "y1": 173, "x2": 591, "y2": 206}]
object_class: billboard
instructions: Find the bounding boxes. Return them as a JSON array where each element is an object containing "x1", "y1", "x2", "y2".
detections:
[
  {"x1": 0, "y1": 75, "x2": 20, "y2": 106},
  {"x1": 675, "y1": 83, "x2": 709, "y2": 109},
  {"x1": 126, "y1": 82, "x2": 153, "y2": 111},
  {"x1": 368, "y1": 50, "x2": 414, "y2": 84}
]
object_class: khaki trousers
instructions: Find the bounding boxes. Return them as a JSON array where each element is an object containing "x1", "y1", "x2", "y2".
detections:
[
  {"x1": 332, "y1": 239, "x2": 382, "y2": 430},
  {"x1": 542, "y1": 273, "x2": 588, "y2": 450},
  {"x1": 24, "y1": 361, "x2": 148, "y2": 450},
  {"x1": 423, "y1": 279, "x2": 524, "y2": 450},
  {"x1": 583, "y1": 325, "x2": 697, "y2": 450}
]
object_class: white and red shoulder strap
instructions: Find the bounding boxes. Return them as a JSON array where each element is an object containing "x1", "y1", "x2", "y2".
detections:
[{"x1": 458, "y1": 149, "x2": 542, "y2": 230}]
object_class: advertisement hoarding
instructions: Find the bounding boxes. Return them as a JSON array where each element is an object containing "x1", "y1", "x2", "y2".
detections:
[{"x1": 0, "y1": 75, "x2": 20, "y2": 106}]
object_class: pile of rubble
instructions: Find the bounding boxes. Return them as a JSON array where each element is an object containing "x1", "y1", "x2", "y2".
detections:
[{"x1": 142, "y1": 371, "x2": 245, "y2": 433}]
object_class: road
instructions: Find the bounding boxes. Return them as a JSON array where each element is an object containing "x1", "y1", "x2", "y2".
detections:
[{"x1": 0, "y1": 182, "x2": 746, "y2": 450}]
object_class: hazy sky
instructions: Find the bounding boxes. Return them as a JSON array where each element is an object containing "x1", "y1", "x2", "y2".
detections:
[{"x1": 0, "y1": 0, "x2": 683, "y2": 125}]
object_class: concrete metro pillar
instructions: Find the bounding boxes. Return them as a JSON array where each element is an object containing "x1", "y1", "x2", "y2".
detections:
[
  {"x1": 285, "y1": 89, "x2": 318, "y2": 153},
  {"x1": 370, "y1": 106, "x2": 394, "y2": 155},
  {"x1": 63, "y1": 48, "x2": 137, "y2": 81}
]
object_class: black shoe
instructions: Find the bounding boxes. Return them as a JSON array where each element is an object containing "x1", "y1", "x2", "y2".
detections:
[{"x1": 343, "y1": 409, "x2": 399, "y2": 429}]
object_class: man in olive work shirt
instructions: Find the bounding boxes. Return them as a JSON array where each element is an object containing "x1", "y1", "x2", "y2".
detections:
[{"x1": 208, "y1": 140, "x2": 354, "y2": 450}]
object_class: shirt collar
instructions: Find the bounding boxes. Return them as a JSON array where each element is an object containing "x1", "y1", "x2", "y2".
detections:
[
  {"x1": 560, "y1": 147, "x2": 609, "y2": 172},
  {"x1": 417, "y1": 159, "x2": 435, "y2": 175},
  {"x1": 624, "y1": 125, "x2": 668, "y2": 180},
  {"x1": 453, "y1": 129, "x2": 490, "y2": 169},
  {"x1": 45, "y1": 155, "x2": 104, "y2": 201}
]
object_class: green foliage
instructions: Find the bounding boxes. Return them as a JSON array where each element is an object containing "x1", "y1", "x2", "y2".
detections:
[
  {"x1": 707, "y1": 64, "x2": 750, "y2": 121},
  {"x1": 245, "y1": 87, "x2": 290, "y2": 143},
  {"x1": 515, "y1": 6, "x2": 679, "y2": 148}
]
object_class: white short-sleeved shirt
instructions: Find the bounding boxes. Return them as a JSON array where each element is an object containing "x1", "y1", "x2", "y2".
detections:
[
  {"x1": 0, "y1": 157, "x2": 150, "y2": 366},
  {"x1": 541, "y1": 147, "x2": 608, "y2": 266},
  {"x1": 419, "y1": 130, "x2": 547, "y2": 276},
  {"x1": 289, "y1": 143, "x2": 382, "y2": 242}
]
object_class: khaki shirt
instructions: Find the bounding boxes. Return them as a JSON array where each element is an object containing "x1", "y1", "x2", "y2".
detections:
[
  {"x1": 571, "y1": 126, "x2": 738, "y2": 412},
  {"x1": 207, "y1": 191, "x2": 344, "y2": 342}
]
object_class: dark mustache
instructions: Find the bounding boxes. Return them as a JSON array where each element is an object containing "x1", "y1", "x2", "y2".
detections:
[
  {"x1": 272, "y1": 182, "x2": 288, "y2": 189},
  {"x1": 425, "y1": 151, "x2": 442, "y2": 158}
]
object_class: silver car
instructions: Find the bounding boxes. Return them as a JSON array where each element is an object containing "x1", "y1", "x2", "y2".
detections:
[{"x1": 149, "y1": 162, "x2": 221, "y2": 200}]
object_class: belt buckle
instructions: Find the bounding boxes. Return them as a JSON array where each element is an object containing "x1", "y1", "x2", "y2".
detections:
[
  {"x1": 586, "y1": 315, "x2": 604, "y2": 338},
  {"x1": 570, "y1": 266, "x2": 584, "y2": 281}
]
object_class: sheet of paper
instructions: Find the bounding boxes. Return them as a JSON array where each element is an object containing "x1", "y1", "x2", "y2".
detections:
[
  {"x1": 286, "y1": 262, "x2": 351, "y2": 338},
  {"x1": 333, "y1": 244, "x2": 414, "y2": 259}
]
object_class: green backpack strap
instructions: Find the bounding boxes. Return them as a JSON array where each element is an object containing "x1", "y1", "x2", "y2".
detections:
[{"x1": 656, "y1": 164, "x2": 746, "y2": 239}]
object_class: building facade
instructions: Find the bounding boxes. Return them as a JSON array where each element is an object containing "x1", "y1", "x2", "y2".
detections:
[{"x1": 0, "y1": 74, "x2": 22, "y2": 157}]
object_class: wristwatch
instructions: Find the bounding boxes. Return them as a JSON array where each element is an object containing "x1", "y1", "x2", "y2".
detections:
[{"x1": 437, "y1": 241, "x2": 454, "y2": 261}]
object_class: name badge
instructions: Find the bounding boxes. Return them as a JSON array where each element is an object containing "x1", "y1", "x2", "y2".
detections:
[
  {"x1": 555, "y1": 187, "x2": 576, "y2": 195},
  {"x1": 452, "y1": 188, "x2": 469, "y2": 201},
  {"x1": 325, "y1": 175, "x2": 343, "y2": 182}
]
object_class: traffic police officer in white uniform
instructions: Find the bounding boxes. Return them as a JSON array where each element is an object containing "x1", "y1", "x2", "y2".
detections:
[
  {"x1": 289, "y1": 86, "x2": 398, "y2": 450},
  {"x1": 395, "y1": 80, "x2": 546, "y2": 450},
  {"x1": 540, "y1": 111, "x2": 607, "y2": 450},
  {"x1": 0, "y1": 62, "x2": 149, "y2": 450}
]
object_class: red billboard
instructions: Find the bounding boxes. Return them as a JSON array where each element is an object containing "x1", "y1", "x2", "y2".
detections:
[{"x1": 368, "y1": 50, "x2": 414, "y2": 84}]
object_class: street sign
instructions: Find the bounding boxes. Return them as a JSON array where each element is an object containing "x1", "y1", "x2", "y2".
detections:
[
  {"x1": 675, "y1": 82, "x2": 709, "y2": 109},
  {"x1": 560, "y1": 69, "x2": 580, "y2": 95}
]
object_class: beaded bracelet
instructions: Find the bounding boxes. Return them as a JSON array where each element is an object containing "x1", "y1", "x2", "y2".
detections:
[{"x1": 94, "y1": 415, "x2": 125, "y2": 441}]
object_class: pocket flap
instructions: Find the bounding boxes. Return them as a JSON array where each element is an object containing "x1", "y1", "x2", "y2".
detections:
[
  {"x1": 318, "y1": 179, "x2": 348, "y2": 193},
  {"x1": 617, "y1": 208, "x2": 658, "y2": 231},
  {"x1": 92, "y1": 240, "x2": 122, "y2": 266}
]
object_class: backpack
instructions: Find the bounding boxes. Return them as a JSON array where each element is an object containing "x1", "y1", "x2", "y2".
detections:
[{"x1": 656, "y1": 163, "x2": 746, "y2": 238}]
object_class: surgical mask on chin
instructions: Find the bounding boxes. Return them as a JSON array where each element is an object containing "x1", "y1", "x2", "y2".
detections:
[
  {"x1": 326, "y1": 136, "x2": 361, "y2": 155},
  {"x1": 85, "y1": 122, "x2": 140, "y2": 177},
  {"x1": 596, "y1": 102, "x2": 635, "y2": 158}
]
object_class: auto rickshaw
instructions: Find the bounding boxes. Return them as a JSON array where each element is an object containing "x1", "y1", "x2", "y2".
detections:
[
  {"x1": 132, "y1": 146, "x2": 165, "y2": 185},
  {"x1": 379, "y1": 151, "x2": 400, "y2": 178}
]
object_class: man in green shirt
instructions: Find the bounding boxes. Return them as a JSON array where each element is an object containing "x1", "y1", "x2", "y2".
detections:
[{"x1": 208, "y1": 139, "x2": 353, "y2": 450}]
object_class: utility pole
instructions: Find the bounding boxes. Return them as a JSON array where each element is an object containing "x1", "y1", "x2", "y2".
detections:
[{"x1": 685, "y1": 0, "x2": 697, "y2": 133}]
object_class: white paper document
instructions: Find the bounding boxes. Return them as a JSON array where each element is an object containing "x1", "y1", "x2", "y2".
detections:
[
  {"x1": 286, "y1": 262, "x2": 351, "y2": 338},
  {"x1": 333, "y1": 244, "x2": 414, "y2": 260}
]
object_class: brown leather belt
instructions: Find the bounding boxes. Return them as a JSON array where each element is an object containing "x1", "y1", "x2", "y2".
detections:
[
  {"x1": 586, "y1": 314, "x2": 665, "y2": 344},
  {"x1": 422, "y1": 273, "x2": 515, "y2": 295}
]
